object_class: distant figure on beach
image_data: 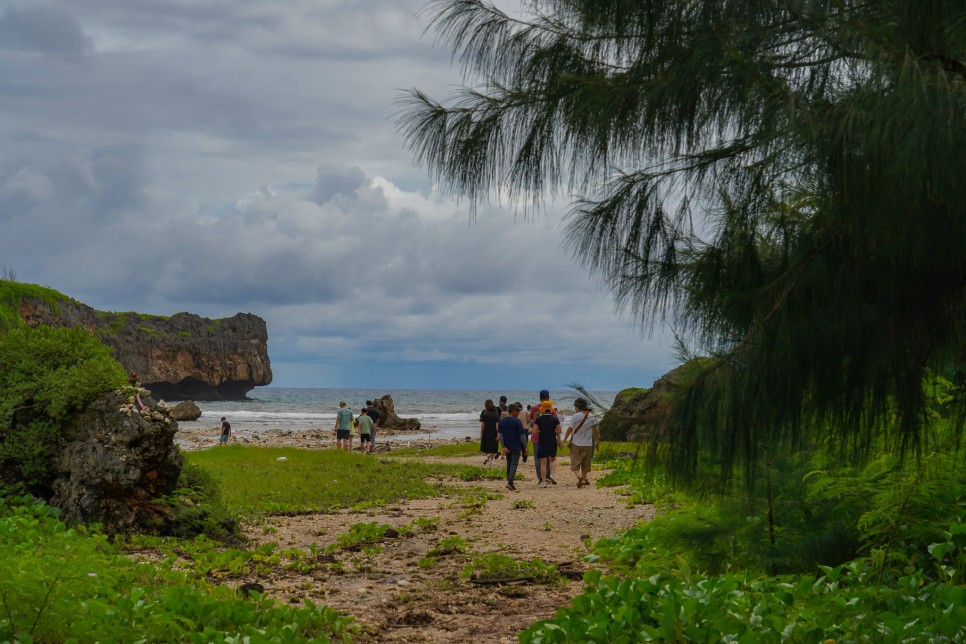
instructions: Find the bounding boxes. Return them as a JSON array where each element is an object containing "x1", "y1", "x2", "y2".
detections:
[
  {"x1": 219, "y1": 417, "x2": 231, "y2": 445},
  {"x1": 480, "y1": 399, "x2": 501, "y2": 465},
  {"x1": 356, "y1": 408, "x2": 374, "y2": 453},
  {"x1": 563, "y1": 398, "x2": 600, "y2": 488},
  {"x1": 334, "y1": 401, "x2": 354, "y2": 451},
  {"x1": 498, "y1": 395, "x2": 509, "y2": 413},
  {"x1": 498, "y1": 402, "x2": 528, "y2": 492},
  {"x1": 534, "y1": 401, "x2": 561, "y2": 487},
  {"x1": 365, "y1": 400, "x2": 381, "y2": 446}
]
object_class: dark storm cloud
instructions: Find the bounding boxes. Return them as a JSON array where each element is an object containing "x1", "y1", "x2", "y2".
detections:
[
  {"x1": 0, "y1": 0, "x2": 672, "y2": 386},
  {"x1": 0, "y1": 5, "x2": 92, "y2": 56}
]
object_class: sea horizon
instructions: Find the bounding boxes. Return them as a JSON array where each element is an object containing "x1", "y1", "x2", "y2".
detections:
[{"x1": 173, "y1": 386, "x2": 620, "y2": 442}]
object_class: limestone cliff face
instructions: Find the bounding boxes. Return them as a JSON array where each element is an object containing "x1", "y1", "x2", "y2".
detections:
[{"x1": 17, "y1": 295, "x2": 272, "y2": 401}]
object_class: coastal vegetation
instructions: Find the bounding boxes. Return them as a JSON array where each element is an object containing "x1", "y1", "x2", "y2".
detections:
[
  {"x1": 397, "y1": 0, "x2": 966, "y2": 639},
  {"x1": 0, "y1": 443, "x2": 593, "y2": 641},
  {"x1": 398, "y1": 0, "x2": 966, "y2": 478},
  {"x1": 0, "y1": 280, "x2": 65, "y2": 331},
  {"x1": 0, "y1": 325, "x2": 127, "y2": 489}
]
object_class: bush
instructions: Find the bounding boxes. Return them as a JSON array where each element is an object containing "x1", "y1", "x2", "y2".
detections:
[{"x1": 0, "y1": 326, "x2": 127, "y2": 489}]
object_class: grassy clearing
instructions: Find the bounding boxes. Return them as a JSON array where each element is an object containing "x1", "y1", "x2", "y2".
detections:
[{"x1": 185, "y1": 445, "x2": 504, "y2": 517}]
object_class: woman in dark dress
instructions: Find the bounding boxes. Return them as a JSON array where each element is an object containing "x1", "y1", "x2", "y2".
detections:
[{"x1": 479, "y1": 399, "x2": 501, "y2": 464}]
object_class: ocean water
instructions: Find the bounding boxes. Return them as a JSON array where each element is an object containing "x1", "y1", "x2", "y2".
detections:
[{"x1": 174, "y1": 387, "x2": 618, "y2": 441}]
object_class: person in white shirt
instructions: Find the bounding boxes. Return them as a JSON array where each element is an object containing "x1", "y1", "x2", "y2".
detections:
[{"x1": 562, "y1": 398, "x2": 600, "y2": 488}]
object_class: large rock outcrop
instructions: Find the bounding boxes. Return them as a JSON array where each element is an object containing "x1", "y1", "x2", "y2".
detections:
[
  {"x1": 50, "y1": 388, "x2": 184, "y2": 532},
  {"x1": 16, "y1": 293, "x2": 272, "y2": 400},
  {"x1": 371, "y1": 394, "x2": 421, "y2": 432},
  {"x1": 600, "y1": 361, "x2": 705, "y2": 441}
]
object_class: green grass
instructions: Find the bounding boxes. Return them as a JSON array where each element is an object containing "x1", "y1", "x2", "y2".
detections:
[
  {"x1": 387, "y1": 442, "x2": 481, "y2": 457},
  {"x1": 185, "y1": 446, "x2": 504, "y2": 517}
]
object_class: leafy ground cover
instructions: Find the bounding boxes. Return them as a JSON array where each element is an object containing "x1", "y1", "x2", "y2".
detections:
[
  {"x1": 0, "y1": 496, "x2": 356, "y2": 643},
  {"x1": 522, "y1": 432, "x2": 966, "y2": 642}
]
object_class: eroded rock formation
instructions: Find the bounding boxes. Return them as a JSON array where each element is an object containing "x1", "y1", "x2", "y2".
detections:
[
  {"x1": 16, "y1": 295, "x2": 272, "y2": 400},
  {"x1": 50, "y1": 388, "x2": 184, "y2": 532},
  {"x1": 371, "y1": 394, "x2": 421, "y2": 432}
]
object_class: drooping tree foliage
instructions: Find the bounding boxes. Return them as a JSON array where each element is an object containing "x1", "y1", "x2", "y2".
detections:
[{"x1": 399, "y1": 1, "x2": 966, "y2": 482}]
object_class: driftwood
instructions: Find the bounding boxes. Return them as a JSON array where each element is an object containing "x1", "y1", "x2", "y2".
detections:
[{"x1": 467, "y1": 576, "x2": 537, "y2": 586}]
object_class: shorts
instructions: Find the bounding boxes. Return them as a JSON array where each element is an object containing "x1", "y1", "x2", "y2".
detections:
[
  {"x1": 336, "y1": 429, "x2": 351, "y2": 440},
  {"x1": 535, "y1": 443, "x2": 557, "y2": 459},
  {"x1": 359, "y1": 434, "x2": 372, "y2": 443},
  {"x1": 219, "y1": 434, "x2": 229, "y2": 443},
  {"x1": 570, "y1": 444, "x2": 593, "y2": 472}
]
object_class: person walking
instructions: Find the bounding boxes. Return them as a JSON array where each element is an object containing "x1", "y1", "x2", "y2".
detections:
[
  {"x1": 219, "y1": 417, "x2": 231, "y2": 445},
  {"x1": 533, "y1": 402, "x2": 561, "y2": 487},
  {"x1": 365, "y1": 400, "x2": 381, "y2": 447},
  {"x1": 334, "y1": 401, "x2": 354, "y2": 451},
  {"x1": 480, "y1": 399, "x2": 502, "y2": 464},
  {"x1": 497, "y1": 402, "x2": 528, "y2": 492},
  {"x1": 530, "y1": 389, "x2": 558, "y2": 480},
  {"x1": 562, "y1": 398, "x2": 600, "y2": 487},
  {"x1": 356, "y1": 408, "x2": 374, "y2": 454}
]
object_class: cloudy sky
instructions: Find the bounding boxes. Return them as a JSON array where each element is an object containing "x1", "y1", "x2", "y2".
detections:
[{"x1": 0, "y1": 0, "x2": 675, "y2": 391}]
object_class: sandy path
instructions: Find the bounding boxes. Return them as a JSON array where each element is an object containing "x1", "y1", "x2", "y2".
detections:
[{"x1": 244, "y1": 453, "x2": 653, "y2": 642}]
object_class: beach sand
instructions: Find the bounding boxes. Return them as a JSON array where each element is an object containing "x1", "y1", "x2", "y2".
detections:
[{"x1": 175, "y1": 425, "x2": 471, "y2": 451}]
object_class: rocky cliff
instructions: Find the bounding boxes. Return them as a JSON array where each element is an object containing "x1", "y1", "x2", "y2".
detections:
[{"x1": 15, "y1": 290, "x2": 272, "y2": 400}]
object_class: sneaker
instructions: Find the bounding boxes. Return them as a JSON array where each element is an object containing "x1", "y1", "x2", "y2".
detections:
[
  {"x1": 583, "y1": 476, "x2": 591, "y2": 486},
  {"x1": 576, "y1": 477, "x2": 584, "y2": 489},
  {"x1": 540, "y1": 482, "x2": 548, "y2": 489},
  {"x1": 547, "y1": 476, "x2": 557, "y2": 485},
  {"x1": 506, "y1": 483, "x2": 515, "y2": 492}
]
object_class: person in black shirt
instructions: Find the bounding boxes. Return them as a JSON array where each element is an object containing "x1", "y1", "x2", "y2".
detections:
[
  {"x1": 533, "y1": 402, "x2": 561, "y2": 486},
  {"x1": 365, "y1": 400, "x2": 381, "y2": 446},
  {"x1": 480, "y1": 399, "x2": 502, "y2": 464},
  {"x1": 219, "y1": 417, "x2": 231, "y2": 445}
]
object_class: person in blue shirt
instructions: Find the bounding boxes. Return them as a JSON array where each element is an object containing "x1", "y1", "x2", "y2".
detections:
[
  {"x1": 497, "y1": 402, "x2": 529, "y2": 492},
  {"x1": 334, "y1": 401, "x2": 354, "y2": 451}
]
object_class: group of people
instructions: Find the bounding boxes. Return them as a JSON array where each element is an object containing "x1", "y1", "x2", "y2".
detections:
[
  {"x1": 480, "y1": 389, "x2": 600, "y2": 492},
  {"x1": 333, "y1": 400, "x2": 382, "y2": 453}
]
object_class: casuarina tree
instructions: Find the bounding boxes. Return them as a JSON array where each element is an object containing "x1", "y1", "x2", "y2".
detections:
[{"x1": 398, "y1": 0, "x2": 966, "y2": 483}]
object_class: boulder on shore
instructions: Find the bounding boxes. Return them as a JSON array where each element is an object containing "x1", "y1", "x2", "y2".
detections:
[
  {"x1": 371, "y1": 395, "x2": 421, "y2": 432},
  {"x1": 49, "y1": 388, "x2": 184, "y2": 533},
  {"x1": 173, "y1": 400, "x2": 202, "y2": 421}
]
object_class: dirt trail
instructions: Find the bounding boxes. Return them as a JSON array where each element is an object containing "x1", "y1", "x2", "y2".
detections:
[{"x1": 244, "y1": 453, "x2": 652, "y2": 642}]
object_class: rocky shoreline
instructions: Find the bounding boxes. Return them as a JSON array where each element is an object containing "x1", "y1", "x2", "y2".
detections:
[{"x1": 175, "y1": 425, "x2": 475, "y2": 451}]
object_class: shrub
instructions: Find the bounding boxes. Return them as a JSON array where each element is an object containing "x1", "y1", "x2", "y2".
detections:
[{"x1": 0, "y1": 326, "x2": 126, "y2": 489}]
